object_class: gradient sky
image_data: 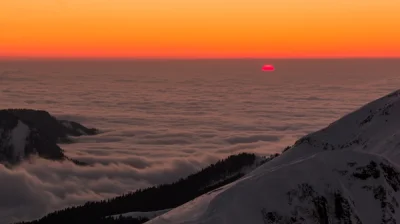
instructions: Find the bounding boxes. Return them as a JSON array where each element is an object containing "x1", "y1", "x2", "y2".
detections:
[{"x1": 1, "y1": 0, "x2": 400, "y2": 58}]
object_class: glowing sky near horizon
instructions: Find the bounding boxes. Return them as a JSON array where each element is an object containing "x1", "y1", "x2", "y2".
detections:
[{"x1": 1, "y1": 0, "x2": 400, "y2": 58}]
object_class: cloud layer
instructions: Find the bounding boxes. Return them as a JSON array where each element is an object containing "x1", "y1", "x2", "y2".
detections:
[{"x1": 1, "y1": 59, "x2": 400, "y2": 223}]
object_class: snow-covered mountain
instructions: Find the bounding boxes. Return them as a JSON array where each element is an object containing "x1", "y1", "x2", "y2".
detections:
[
  {"x1": 0, "y1": 109, "x2": 98, "y2": 165},
  {"x1": 146, "y1": 89, "x2": 400, "y2": 224}
]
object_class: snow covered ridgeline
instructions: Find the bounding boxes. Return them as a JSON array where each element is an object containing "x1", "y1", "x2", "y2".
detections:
[
  {"x1": 287, "y1": 89, "x2": 400, "y2": 161},
  {"x1": 146, "y1": 89, "x2": 400, "y2": 224},
  {"x1": 147, "y1": 151, "x2": 400, "y2": 224},
  {"x1": 0, "y1": 109, "x2": 98, "y2": 165}
]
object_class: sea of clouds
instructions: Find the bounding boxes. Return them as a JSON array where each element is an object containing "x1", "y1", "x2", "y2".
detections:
[{"x1": 1, "y1": 59, "x2": 400, "y2": 223}]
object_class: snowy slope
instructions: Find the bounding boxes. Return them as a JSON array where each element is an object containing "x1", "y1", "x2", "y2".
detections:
[
  {"x1": 109, "y1": 209, "x2": 172, "y2": 219},
  {"x1": 147, "y1": 151, "x2": 400, "y2": 224},
  {"x1": 249, "y1": 89, "x2": 400, "y2": 175},
  {"x1": 146, "y1": 89, "x2": 400, "y2": 224},
  {"x1": 279, "y1": 89, "x2": 400, "y2": 164}
]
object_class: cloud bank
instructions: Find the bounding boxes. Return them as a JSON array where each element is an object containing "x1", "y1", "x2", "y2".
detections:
[{"x1": 1, "y1": 60, "x2": 400, "y2": 223}]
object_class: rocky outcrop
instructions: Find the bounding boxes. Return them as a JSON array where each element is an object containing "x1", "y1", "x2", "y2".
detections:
[
  {"x1": 4, "y1": 109, "x2": 98, "y2": 143},
  {"x1": 0, "y1": 109, "x2": 97, "y2": 165},
  {"x1": 0, "y1": 111, "x2": 64, "y2": 164}
]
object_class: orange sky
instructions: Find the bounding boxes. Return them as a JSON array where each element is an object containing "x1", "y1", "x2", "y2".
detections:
[{"x1": 1, "y1": 0, "x2": 400, "y2": 58}]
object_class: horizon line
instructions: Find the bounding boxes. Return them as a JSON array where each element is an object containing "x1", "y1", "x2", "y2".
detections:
[{"x1": 1, "y1": 56, "x2": 400, "y2": 61}]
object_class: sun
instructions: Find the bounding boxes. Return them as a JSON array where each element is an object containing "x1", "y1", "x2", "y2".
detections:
[{"x1": 262, "y1": 65, "x2": 275, "y2": 72}]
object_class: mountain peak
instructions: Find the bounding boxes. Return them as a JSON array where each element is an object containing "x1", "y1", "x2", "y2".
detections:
[
  {"x1": 0, "y1": 109, "x2": 98, "y2": 165},
  {"x1": 146, "y1": 89, "x2": 400, "y2": 224}
]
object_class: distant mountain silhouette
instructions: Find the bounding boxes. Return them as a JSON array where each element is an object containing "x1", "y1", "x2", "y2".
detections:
[
  {"x1": 5, "y1": 109, "x2": 99, "y2": 143},
  {"x1": 0, "y1": 109, "x2": 98, "y2": 165}
]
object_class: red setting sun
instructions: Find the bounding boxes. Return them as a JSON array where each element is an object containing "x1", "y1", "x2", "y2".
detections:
[{"x1": 262, "y1": 65, "x2": 275, "y2": 71}]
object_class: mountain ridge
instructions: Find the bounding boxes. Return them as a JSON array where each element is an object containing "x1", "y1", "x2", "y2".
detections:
[
  {"x1": 0, "y1": 109, "x2": 98, "y2": 165},
  {"x1": 13, "y1": 89, "x2": 400, "y2": 224},
  {"x1": 4, "y1": 109, "x2": 99, "y2": 143},
  {"x1": 15, "y1": 153, "x2": 269, "y2": 224},
  {"x1": 146, "y1": 89, "x2": 400, "y2": 224}
]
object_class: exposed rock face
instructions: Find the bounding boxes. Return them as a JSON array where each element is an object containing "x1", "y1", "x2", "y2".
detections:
[
  {"x1": 260, "y1": 155, "x2": 400, "y2": 224},
  {"x1": 0, "y1": 109, "x2": 98, "y2": 165}
]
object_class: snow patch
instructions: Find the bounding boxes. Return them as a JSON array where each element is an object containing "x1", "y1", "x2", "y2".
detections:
[
  {"x1": 61, "y1": 121, "x2": 73, "y2": 129},
  {"x1": 110, "y1": 209, "x2": 172, "y2": 219},
  {"x1": 62, "y1": 121, "x2": 89, "y2": 135},
  {"x1": 10, "y1": 120, "x2": 30, "y2": 159},
  {"x1": 147, "y1": 176, "x2": 251, "y2": 224}
]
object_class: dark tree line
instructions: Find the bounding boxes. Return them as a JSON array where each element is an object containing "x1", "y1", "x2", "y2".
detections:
[
  {"x1": 17, "y1": 216, "x2": 149, "y2": 224},
  {"x1": 15, "y1": 153, "x2": 278, "y2": 224}
]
